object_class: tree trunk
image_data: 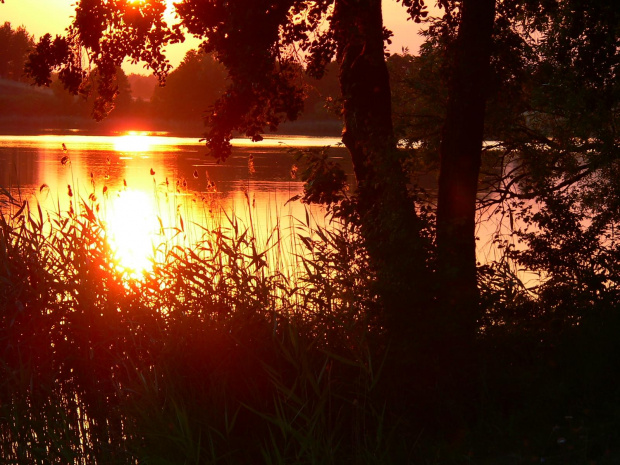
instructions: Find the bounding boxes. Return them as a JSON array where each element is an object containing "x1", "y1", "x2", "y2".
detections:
[
  {"x1": 436, "y1": 0, "x2": 496, "y2": 357},
  {"x1": 331, "y1": 0, "x2": 497, "y2": 431},
  {"x1": 333, "y1": 0, "x2": 429, "y2": 344}
]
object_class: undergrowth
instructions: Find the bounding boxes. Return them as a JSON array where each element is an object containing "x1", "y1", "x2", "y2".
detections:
[
  {"x1": 2, "y1": 171, "x2": 620, "y2": 464},
  {"x1": 0, "y1": 183, "x2": 396, "y2": 465}
]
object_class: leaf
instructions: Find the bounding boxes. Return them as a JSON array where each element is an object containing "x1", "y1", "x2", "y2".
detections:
[
  {"x1": 12, "y1": 200, "x2": 27, "y2": 219},
  {"x1": 285, "y1": 194, "x2": 301, "y2": 206},
  {"x1": 82, "y1": 200, "x2": 97, "y2": 223}
]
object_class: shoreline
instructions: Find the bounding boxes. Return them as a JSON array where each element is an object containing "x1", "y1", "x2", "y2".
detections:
[{"x1": 0, "y1": 116, "x2": 343, "y2": 139}]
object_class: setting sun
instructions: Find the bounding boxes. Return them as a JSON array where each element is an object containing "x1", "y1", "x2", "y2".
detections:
[{"x1": 105, "y1": 189, "x2": 160, "y2": 272}]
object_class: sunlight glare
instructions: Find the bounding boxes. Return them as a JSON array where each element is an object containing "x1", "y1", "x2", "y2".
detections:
[
  {"x1": 114, "y1": 133, "x2": 152, "y2": 153},
  {"x1": 106, "y1": 189, "x2": 160, "y2": 273}
]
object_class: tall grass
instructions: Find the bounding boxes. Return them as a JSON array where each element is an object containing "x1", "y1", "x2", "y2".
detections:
[
  {"x1": 0, "y1": 176, "x2": 396, "y2": 464},
  {"x1": 5, "y1": 158, "x2": 620, "y2": 464}
]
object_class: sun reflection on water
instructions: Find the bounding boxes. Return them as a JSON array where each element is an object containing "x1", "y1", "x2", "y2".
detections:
[
  {"x1": 105, "y1": 189, "x2": 160, "y2": 273},
  {"x1": 114, "y1": 133, "x2": 153, "y2": 153}
]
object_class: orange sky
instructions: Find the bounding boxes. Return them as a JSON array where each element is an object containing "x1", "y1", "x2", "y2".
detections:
[{"x1": 2, "y1": 0, "x2": 437, "y2": 75}]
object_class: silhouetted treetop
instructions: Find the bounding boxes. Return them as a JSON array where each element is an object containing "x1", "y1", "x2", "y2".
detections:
[
  {"x1": 25, "y1": 0, "x2": 443, "y2": 160},
  {"x1": 151, "y1": 49, "x2": 228, "y2": 121},
  {"x1": 26, "y1": 0, "x2": 181, "y2": 121},
  {"x1": 0, "y1": 22, "x2": 34, "y2": 82}
]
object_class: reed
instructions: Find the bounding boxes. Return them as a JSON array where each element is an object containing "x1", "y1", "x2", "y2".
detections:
[
  {"x1": 0, "y1": 177, "x2": 398, "y2": 464},
  {"x1": 4, "y1": 163, "x2": 618, "y2": 464}
]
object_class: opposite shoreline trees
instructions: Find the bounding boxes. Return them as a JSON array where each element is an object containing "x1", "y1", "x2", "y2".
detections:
[{"x1": 0, "y1": 22, "x2": 34, "y2": 82}]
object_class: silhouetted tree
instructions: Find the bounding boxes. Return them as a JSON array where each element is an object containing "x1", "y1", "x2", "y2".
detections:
[
  {"x1": 151, "y1": 49, "x2": 228, "y2": 121},
  {"x1": 435, "y1": 0, "x2": 495, "y2": 370},
  {"x1": 493, "y1": 0, "x2": 620, "y2": 329},
  {"x1": 0, "y1": 22, "x2": 34, "y2": 82},
  {"x1": 24, "y1": 0, "x2": 500, "y2": 407},
  {"x1": 298, "y1": 60, "x2": 341, "y2": 121},
  {"x1": 127, "y1": 73, "x2": 157, "y2": 101},
  {"x1": 391, "y1": 0, "x2": 619, "y2": 334},
  {"x1": 25, "y1": 0, "x2": 429, "y2": 345}
]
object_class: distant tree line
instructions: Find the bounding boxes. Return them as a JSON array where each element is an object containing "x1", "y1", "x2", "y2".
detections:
[
  {"x1": 154, "y1": 49, "x2": 343, "y2": 123},
  {"x1": 0, "y1": 22, "x2": 418, "y2": 135},
  {"x1": 0, "y1": 23, "x2": 344, "y2": 134},
  {"x1": 0, "y1": 23, "x2": 133, "y2": 128},
  {"x1": 0, "y1": 22, "x2": 34, "y2": 82}
]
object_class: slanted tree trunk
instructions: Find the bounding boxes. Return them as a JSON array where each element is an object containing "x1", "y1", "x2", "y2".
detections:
[
  {"x1": 333, "y1": 0, "x2": 429, "y2": 345},
  {"x1": 436, "y1": 0, "x2": 496, "y2": 361}
]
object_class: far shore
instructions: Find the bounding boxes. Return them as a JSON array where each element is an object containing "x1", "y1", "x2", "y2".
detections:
[{"x1": 0, "y1": 116, "x2": 343, "y2": 139}]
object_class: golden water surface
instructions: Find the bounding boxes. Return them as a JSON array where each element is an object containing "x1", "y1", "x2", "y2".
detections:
[{"x1": 0, "y1": 132, "x2": 348, "y2": 272}]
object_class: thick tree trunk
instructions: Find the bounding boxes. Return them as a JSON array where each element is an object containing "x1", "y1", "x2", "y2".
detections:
[
  {"x1": 331, "y1": 0, "x2": 496, "y2": 431},
  {"x1": 333, "y1": 0, "x2": 429, "y2": 342},
  {"x1": 436, "y1": 0, "x2": 496, "y2": 354}
]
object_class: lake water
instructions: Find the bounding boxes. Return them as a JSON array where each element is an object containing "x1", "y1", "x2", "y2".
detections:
[
  {"x1": 0, "y1": 132, "x2": 527, "y2": 284},
  {"x1": 0, "y1": 133, "x2": 351, "y2": 271}
]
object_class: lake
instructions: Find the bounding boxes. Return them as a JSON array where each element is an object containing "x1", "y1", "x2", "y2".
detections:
[
  {"x1": 0, "y1": 132, "x2": 351, "y2": 271},
  {"x1": 0, "y1": 132, "x2": 525, "y2": 283}
]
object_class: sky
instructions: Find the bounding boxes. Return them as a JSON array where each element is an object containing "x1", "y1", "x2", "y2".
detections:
[{"x1": 2, "y1": 0, "x2": 436, "y2": 75}]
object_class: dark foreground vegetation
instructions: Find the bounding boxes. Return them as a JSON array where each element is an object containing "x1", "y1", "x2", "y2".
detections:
[
  {"x1": 2, "y1": 176, "x2": 620, "y2": 464},
  {"x1": 2, "y1": 0, "x2": 620, "y2": 462}
]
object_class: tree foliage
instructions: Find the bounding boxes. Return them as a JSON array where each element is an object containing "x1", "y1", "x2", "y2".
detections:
[
  {"x1": 151, "y1": 49, "x2": 228, "y2": 121},
  {"x1": 481, "y1": 2, "x2": 620, "y2": 327},
  {"x1": 392, "y1": 0, "x2": 620, "y2": 332},
  {"x1": 0, "y1": 22, "x2": 34, "y2": 82}
]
